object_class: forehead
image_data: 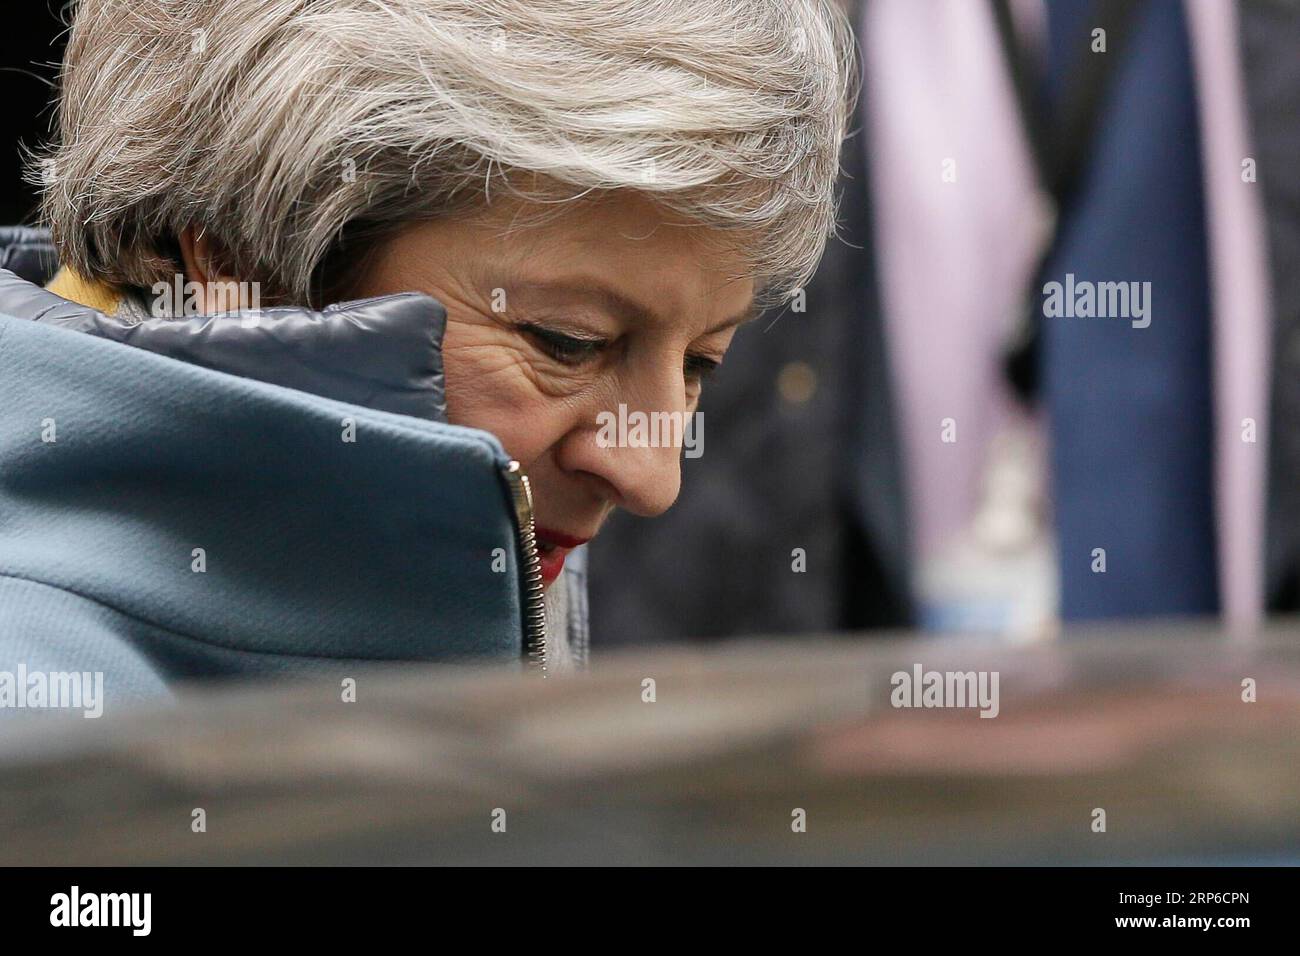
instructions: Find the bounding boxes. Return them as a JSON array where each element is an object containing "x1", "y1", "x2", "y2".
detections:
[{"x1": 481, "y1": 193, "x2": 757, "y2": 328}]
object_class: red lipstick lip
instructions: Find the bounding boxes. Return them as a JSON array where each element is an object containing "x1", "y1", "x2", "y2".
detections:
[
  {"x1": 534, "y1": 527, "x2": 591, "y2": 550},
  {"x1": 539, "y1": 549, "x2": 567, "y2": 586},
  {"x1": 534, "y1": 528, "x2": 590, "y2": 586}
]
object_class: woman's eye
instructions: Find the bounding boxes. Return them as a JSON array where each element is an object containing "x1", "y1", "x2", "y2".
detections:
[
  {"x1": 684, "y1": 353, "x2": 721, "y2": 382},
  {"x1": 520, "y1": 324, "x2": 606, "y2": 366}
]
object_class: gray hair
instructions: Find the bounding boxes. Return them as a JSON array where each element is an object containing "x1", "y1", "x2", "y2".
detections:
[{"x1": 35, "y1": 0, "x2": 855, "y2": 305}]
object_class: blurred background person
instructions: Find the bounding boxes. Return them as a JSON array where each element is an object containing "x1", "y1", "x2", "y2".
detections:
[{"x1": 590, "y1": 0, "x2": 1300, "y2": 647}]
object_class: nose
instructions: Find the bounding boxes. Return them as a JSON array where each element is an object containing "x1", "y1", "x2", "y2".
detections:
[{"x1": 559, "y1": 386, "x2": 688, "y2": 518}]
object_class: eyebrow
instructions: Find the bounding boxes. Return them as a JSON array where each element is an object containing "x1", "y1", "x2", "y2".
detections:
[{"x1": 507, "y1": 279, "x2": 757, "y2": 335}]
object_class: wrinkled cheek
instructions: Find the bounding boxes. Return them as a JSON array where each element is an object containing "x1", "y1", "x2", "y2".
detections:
[
  {"x1": 438, "y1": 325, "x2": 524, "y2": 427},
  {"x1": 442, "y1": 355, "x2": 512, "y2": 432},
  {"x1": 440, "y1": 348, "x2": 559, "y2": 468},
  {"x1": 438, "y1": 349, "x2": 474, "y2": 428}
]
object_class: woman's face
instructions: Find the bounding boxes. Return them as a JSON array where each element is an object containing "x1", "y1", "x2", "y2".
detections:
[{"x1": 349, "y1": 193, "x2": 756, "y2": 586}]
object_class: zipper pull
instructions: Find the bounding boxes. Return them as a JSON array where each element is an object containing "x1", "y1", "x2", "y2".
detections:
[{"x1": 502, "y1": 460, "x2": 547, "y2": 675}]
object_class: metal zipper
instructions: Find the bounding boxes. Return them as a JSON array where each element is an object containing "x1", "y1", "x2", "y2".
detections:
[{"x1": 502, "y1": 460, "x2": 547, "y2": 675}]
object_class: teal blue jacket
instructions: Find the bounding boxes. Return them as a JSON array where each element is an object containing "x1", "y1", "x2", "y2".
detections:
[{"x1": 0, "y1": 262, "x2": 579, "y2": 713}]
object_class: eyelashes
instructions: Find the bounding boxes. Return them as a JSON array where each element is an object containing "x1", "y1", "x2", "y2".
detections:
[
  {"x1": 683, "y1": 353, "x2": 721, "y2": 380},
  {"x1": 517, "y1": 322, "x2": 721, "y2": 381},
  {"x1": 519, "y1": 323, "x2": 606, "y2": 366}
]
